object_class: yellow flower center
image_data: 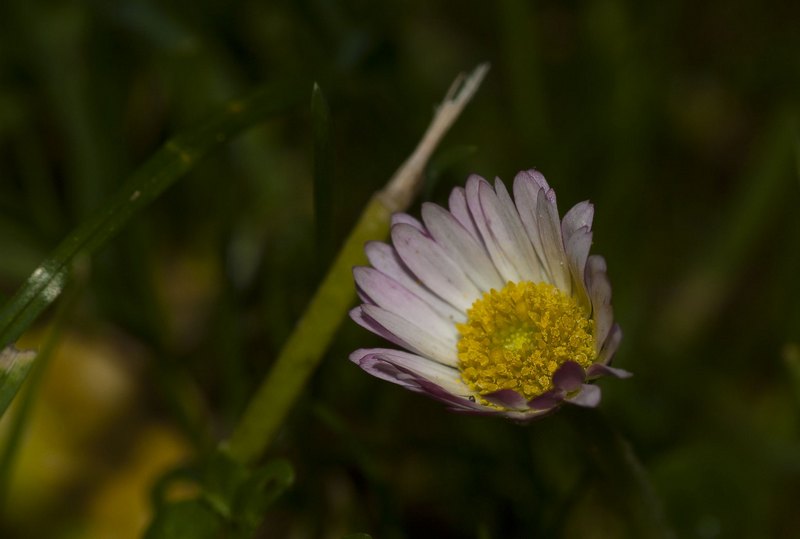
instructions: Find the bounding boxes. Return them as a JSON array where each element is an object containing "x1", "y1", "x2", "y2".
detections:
[{"x1": 457, "y1": 281, "x2": 595, "y2": 403}]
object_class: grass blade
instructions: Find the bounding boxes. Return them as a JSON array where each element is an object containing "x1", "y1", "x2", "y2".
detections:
[
  {"x1": 0, "y1": 81, "x2": 304, "y2": 418},
  {"x1": 0, "y1": 348, "x2": 36, "y2": 421}
]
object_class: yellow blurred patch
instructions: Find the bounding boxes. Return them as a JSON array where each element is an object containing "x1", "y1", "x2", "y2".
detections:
[
  {"x1": 0, "y1": 328, "x2": 193, "y2": 537},
  {"x1": 1, "y1": 330, "x2": 138, "y2": 521},
  {"x1": 83, "y1": 423, "x2": 193, "y2": 539}
]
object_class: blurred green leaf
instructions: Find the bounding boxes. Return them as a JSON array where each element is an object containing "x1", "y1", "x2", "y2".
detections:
[
  {"x1": 146, "y1": 452, "x2": 294, "y2": 537},
  {"x1": 145, "y1": 499, "x2": 225, "y2": 539},
  {"x1": 234, "y1": 459, "x2": 295, "y2": 534},
  {"x1": 0, "y1": 81, "x2": 303, "y2": 419},
  {"x1": 201, "y1": 453, "x2": 250, "y2": 520}
]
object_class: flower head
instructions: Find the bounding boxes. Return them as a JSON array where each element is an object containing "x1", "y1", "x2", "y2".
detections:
[{"x1": 350, "y1": 170, "x2": 629, "y2": 420}]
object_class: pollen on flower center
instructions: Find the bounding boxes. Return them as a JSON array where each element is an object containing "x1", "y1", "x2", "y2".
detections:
[{"x1": 456, "y1": 281, "x2": 595, "y2": 403}]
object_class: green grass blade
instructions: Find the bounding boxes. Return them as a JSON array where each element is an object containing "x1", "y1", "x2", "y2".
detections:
[
  {"x1": 0, "y1": 278, "x2": 84, "y2": 509},
  {"x1": 0, "y1": 347, "x2": 36, "y2": 421},
  {"x1": 0, "y1": 81, "x2": 304, "y2": 419}
]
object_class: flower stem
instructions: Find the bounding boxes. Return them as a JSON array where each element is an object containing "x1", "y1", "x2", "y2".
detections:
[
  {"x1": 223, "y1": 197, "x2": 391, "y2": 464},
  {"x1": 224, "y1": 64, "x2": 490, "y2": 465}
]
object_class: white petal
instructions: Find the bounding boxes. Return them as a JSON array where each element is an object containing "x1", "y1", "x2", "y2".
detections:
[
  {"x1": 466, "y1": 175, "x2": 520, "y2": 283},
  {"x1": 512, "y1": 173, "x2": 552, "y2": 283},
  {"x1": 354, "y1": 266, "x2": 458, "y2": 343},
  {"x1": 597, "y1": 323, "x2": 622, "y2": 365},
  {"x1": 448, "y1": 186, "x2": 479, "y2": 239},
  {"x1": 391, "y1": 212, "x2": 426, "y2": 233},
  {"x1": 365, "y1": 241, "x2": 464, "y2": 323},
  {"x1": 586, "y1": 255, "x2": 613, "y2": 351},
  {"x1": 392, "y1": 223, "x2": 481, "y2": 311},
  {"x1": 587, "y1": 254, "x2": 607, "y2": 274},
  {"x1": 350, "y1": 305, "x2": 411, "y2": 351},
  {"x1": 485, "y1": 178, "x2": 544, "y2": 282},
  {"x1": 562, "y1": 201, "x2": 594, "y2": 242},
  {"x1": 421, "y1": 202, "x2": 503, "y2": 292},
  {"x1": 565, "y1": 227, "x2": 593, "y2": 313},
  {"x1": 536, "y1": 188, "x2": 572, "y2": 292},
  {"x1": 361, "y1": 304, "x2": 458, "y2": 366},
  {"x1": 516, "y1": 169, "x2": 550, "y2": 191}
]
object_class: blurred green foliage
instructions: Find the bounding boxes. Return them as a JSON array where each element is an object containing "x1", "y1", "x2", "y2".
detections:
[
  {"x1": 1, "y1": 0, "x2": 799, "y2": 537},
  {"x1": 145, "y1": 454, "x2": 294, "y2": 538}
]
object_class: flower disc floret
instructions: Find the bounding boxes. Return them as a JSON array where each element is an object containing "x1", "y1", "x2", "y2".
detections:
[{"x1": 457, "y1": 281, "x2": 595, "y2": 402}]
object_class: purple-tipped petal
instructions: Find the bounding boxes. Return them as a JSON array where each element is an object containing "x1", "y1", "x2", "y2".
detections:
[
  {"x1": 356, "y1": 286, "x2": 371, "y2": 305},
  {"x1": 350, "y1": 348, "x2": 464, "y2": 393},
  {"x1": 586, "y1": 253, "x2": 607, "y2": 275},
  {"x1": 361, "y1": 304, "x2": 458, "y2": 366},
  {"x1": 536, "y1": 188, "x2": 572, "y2": 293},
  {"x1": 466, "y1": 175, "x2": 521, "y2": 282},
  {"x1": 598, "y1": 323, "x2": 623, "y2": 365},
  {"x1": 448, "y1": 186, "x2": 480, "y2": 239},
  {"x1": 481, "y1": 179, "x2": 544, "y2": 282},
  {"x1": 562, "y1": 201, "x2": 594, "y2": 242},
  {"x1": 353, "y1": 266, "x2": 457, "y2": 342},
  {"x1": 391, "y1": 212, "x2": 427, "y2": 233},
  {"x1": 586, "y1": 255, "x2": 613, "y2": 352},
  {"x1": 587, "y1": 362, "x2": 632, "y2": 379},
  {"x1": 484, "y1": 388, "x2": 529, "y2": 409},
  {"x1": 364, "y1": 241, "x2": 464, "y2": 323},
  {"x1": 565, "y1": 227, "x2": 593, "y2": 313},
  {"x1": 515, "y1": 169, "x2": 550, "y2": 193},
  {"x1": 513, "y1": 173, "x2": 552, "y2": 282},
  {"x1": 553, "y1": 361, "x2": 586, "y2": 392},
  {"x1": 350, "y1": 348, "x2": 492, "y2": 413},
  {"x1": 392, "y1": 223, "x2": 481, "y2": 311},
  {"x1": 421, "y1": 202, "x2": 503, "y2": 292},
  {"x1": 354, "y1": 349, "x2": 556, "y2": 420},
  {"x1": 566, "y1": 384, "x2": 602, "y2": 407},
  {"x1": 350, "y1": 306, "x2": 412, "y2": 351},
  {"x1": 528, "y1": 389, "x2": 566, "y2": 410},
  {"x1": 565, "y1": 227, "x2": 592, "y2": 273}
]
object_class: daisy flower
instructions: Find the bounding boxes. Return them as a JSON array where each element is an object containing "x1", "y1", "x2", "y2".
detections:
[{"x1": 350, "y1": 170, "x2": 629, "y2": 420}]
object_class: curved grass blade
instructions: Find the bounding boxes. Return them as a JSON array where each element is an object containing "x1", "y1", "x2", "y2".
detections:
[
  {"x1": 0, "y1": 347, "x2": 36, "y2": 421},
  {"x1": 0, "y1": 278, "x2": 83, "y2": 509},
  {"x1": 0, "y1": 81, "x2": 304, "y2": 418}
]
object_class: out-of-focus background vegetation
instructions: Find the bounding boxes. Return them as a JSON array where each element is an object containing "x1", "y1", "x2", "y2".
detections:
[{"x1": 1, "y1": 0, "x2": 799, "y2": 537}]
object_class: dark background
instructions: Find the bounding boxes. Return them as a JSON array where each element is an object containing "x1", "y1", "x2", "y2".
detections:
[{"x1": 1, "y1": 0, "x2": 799, "y2": 537}]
